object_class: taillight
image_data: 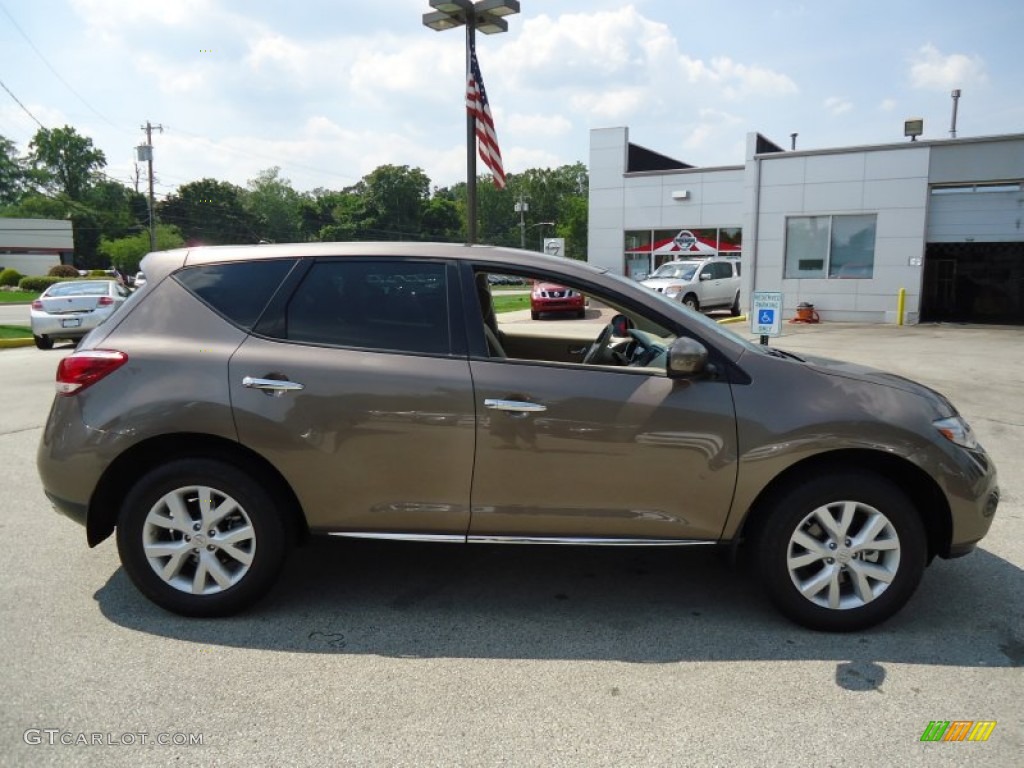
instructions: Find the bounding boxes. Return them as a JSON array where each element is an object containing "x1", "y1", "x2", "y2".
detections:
[
  {"x1": 56, "y1": 350, "x2": 128, "y2": 395},
  {"x1": 32, "y1": 300, "x2": 42, "y2": 310},
  {"x1": 98, "y1": 296, "x2": 114, "y2": 306}
]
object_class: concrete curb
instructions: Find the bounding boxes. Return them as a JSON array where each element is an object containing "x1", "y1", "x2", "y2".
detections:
[{"x1": 0, "y1": 337, "x2": 34, "y2": 349}]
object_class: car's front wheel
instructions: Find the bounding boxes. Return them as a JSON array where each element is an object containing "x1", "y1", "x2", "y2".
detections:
[
  {"x1": 682, "y1": 294, "x2": 699, "y2": 311},
  {"x1": 755, "y1": 472, "x2": 926, "y2": 631},
  {"x1": 116, "y1": 459, "x2": 289, "y2": 617}
]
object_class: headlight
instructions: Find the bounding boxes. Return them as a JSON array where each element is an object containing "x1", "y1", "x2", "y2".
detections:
[
  {"x1": 664, "y1": 284, "x2": 683, "y2": 297},
  {"x1": 934, "y1": 416, "x2": 979, "y2": 449},
  {"x1": 565, "y1": 289, "x2": 578, "y2": 297}
]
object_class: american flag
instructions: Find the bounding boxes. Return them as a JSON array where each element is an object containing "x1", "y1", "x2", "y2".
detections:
[{"x1": 466, "y1": 41, "x2": 506, "y2": 189}]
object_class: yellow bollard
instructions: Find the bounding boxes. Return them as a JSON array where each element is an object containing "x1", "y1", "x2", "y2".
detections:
[{"x1": 897, "y1": 287, "x2": 906, "y2": 326}]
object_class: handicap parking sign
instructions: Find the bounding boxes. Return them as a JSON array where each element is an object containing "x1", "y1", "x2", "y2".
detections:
[{"x1": 751, "y1": 292, "x2": 783, "y2": 336}]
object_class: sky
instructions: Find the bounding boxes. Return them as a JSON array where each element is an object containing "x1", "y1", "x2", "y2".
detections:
[{"x1": 1, "y1": 0, "x2": 1022, "y2": 201}]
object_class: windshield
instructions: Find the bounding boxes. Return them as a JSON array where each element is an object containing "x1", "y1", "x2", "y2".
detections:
[{"x1": 650, "y1": 263, "x2": 697, "y2": 280}]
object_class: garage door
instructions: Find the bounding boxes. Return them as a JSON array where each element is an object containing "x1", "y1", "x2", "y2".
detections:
[{"x1": 922, "y1": 184, "x2": 1024, "y2": 324}]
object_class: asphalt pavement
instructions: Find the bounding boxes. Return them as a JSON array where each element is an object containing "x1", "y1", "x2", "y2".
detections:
[{"x1": 0, "y1": 323, "x2": 1021, "y2": 767}]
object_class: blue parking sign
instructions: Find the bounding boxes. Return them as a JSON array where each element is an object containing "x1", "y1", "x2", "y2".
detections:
[{"x1": 751, "y1": 292, "x2": 783, "y2": 336}]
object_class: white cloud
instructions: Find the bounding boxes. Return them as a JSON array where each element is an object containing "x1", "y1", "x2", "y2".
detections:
[
  {"x1": 570, "y1": 88, "x2": 648, "y2": 120},
  {"x1": 245, "y1": 34, "x2": 311, "y2": 76},
  {"x1": 879, "y1": 98, "x2": 897, "y2": 112},
  {"x1": 506, "y1": 113, "x2": 573, "y2": 139},
  {"x1": 910, "y1": 44, "x2": 987, "y2": 90},
  {"x1": 824, "y1": 97, "x2": 853, "y2": 116}
]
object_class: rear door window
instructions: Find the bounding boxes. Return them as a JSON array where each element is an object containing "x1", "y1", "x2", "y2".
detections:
[
  {"x1": 175, "y1": 259, "x2": 296, "y2": 329},
  {"x1": 279, "y1": 260, "x2": 452, "y2": 355}
]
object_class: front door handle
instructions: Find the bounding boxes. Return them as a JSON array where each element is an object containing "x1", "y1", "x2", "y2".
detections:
[
  {"x1": 484, "y1": 398, "x2": 546, "y2": 413},
  {"x1": 242, "y1": 376, "x2": 305, "y2": 395}
]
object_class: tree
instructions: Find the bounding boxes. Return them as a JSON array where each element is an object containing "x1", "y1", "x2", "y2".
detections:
[
  {"x1": 359, "y1": 165, "x2": 431, "y2": 239},
  {"x1": 98, "y1": 224, "x2": 184, "y2": 273},
  {"x1": 157, "y1": 178, "x2": 257, "y2": 244},
  {"x1": 86, "y1": 179, "x2": 148, "y2": 241},
  {"x1": 27, "y1": 126, "x2": 106, "y2": 201},
  {"x1": 244, "y1": 166, "x2": 301, "y2": 243},
  {"x1": 0, "y1": 134, "x2": 27, "y2": 206}
]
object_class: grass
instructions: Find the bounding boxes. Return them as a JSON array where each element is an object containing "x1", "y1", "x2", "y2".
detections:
[
  {"x1": 0, "y1": 291, "x2": 37, "y2": 303},
  {"x1": 492, "y1": 294, "x2": 530, "y2": 313},
  {"x1": 0, "y1": 325, "x2": 32, "y2": 339}
]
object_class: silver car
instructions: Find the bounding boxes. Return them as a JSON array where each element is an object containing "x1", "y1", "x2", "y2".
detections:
[
  {"x1": 30, "y1": 279, "x2": 129, "y2": 350},
  {"x1": 641, "y1": 258, "x2": 741, "y2": 315}
]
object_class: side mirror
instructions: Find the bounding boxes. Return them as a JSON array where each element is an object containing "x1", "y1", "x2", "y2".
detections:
[
  {"x1": 667, "y1": 337, "x2": 708, "y2": 377},
  {"x1": 699, "y1": 272, "x2": 712, "y2": 281}
]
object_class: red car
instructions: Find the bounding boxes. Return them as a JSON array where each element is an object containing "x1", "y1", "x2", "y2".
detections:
[{"x1": 531, "y1": 281, "x2": 585, "y2": 320}]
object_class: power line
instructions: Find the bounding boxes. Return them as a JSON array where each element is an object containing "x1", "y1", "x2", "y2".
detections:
[
  {"x1": 0, "y1": 78, "x2": 44, "y2": 128},
  {"x1": 0, "y1": 1, "x2": 127, "y2": 134}
]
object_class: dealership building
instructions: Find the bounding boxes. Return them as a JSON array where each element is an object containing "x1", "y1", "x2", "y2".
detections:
[
  {"x1": 588, "y1": 127, "x2": 1024, "y2": 324},
  {"x1": 0, "y1": 218, "x2": 74, "y2": 275}
]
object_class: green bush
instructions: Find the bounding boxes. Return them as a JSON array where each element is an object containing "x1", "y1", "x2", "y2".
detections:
[
  {"x1": 48, "y1": 264, "x2": 81, "y2": 278},
  {"x1": 18, "y1": 275, "x2": 79, "y2": 292},
  {"x1": 88, "y1": 269, "x2": 108, "y2": 277},
  {"x1": 0, "y1": 268, "x2": 24, "y2": 287}
]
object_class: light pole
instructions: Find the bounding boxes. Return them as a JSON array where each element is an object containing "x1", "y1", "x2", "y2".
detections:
[
  {"x1": 528, "y1": 221, "x2": 554, "y2": 252},
  {"x1": 515, "y1": 194, "x2": 528, "y2": 248},
  {"x1": 423, "y1": 0, "x2": 519, "y2": 245}
]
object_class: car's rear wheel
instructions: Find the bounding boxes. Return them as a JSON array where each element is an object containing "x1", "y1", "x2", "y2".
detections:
[
  {"x1": 730, "y1": 292, "x2": 741, "y2": 316},
  {"x1": 755, "y1": 472, "x2": 926, "y2": 631},
  {"x1": 116, "y1": 459, "x2": 289, "y2": 617},
  {"x1": 682, "y1": 294, "x2": 699, "y2": 311},
  {"x1": 34, "y1": 335, "x2": 53, "y2": 350}
]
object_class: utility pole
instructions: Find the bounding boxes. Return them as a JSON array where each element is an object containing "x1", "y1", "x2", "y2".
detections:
[{"x1": 138, "y1": 121, "x2": 164, "y2": 252}]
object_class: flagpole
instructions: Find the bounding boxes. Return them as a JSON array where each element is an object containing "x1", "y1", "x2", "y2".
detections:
[{"x1": 465, "y1": 17, "x2": 477, "y2": 245}]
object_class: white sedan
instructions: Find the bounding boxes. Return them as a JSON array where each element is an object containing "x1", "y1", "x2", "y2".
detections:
[{"x1": 30, "y1": 280, "x2": 129, "y2": 350}]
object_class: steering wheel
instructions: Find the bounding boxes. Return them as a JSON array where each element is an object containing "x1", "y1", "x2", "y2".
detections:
[{"x1": 582, "y1": 323, "x2": 631, "y2": 366}]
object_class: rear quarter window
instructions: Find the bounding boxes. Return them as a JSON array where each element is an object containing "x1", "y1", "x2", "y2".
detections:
[{"x1": 174, "y1": 260, "x2": 296, "y2": 329}]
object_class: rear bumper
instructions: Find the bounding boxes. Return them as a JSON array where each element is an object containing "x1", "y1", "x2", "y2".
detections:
[{"x1": 30, "y1": 312, "x2": 107, "y2": 338}]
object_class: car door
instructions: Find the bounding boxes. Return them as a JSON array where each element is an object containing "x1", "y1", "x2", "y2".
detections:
[
  {"x1": 466, "y1": 266, "x2": 739, "y2": 542},
  {"x1": 229, "y1": 258, "x2": 476, "y2": 536},
  {"x1": 697, "y1": 262, "x2": 722, "y2": 306}
]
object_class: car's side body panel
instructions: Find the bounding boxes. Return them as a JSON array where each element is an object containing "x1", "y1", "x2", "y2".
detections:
[
  {"x1": 468, "y1": 360, "x2": 739, "y2": 540},
  {"x1": 228, "y1": 334, "x2": 477, "y2": 534}
]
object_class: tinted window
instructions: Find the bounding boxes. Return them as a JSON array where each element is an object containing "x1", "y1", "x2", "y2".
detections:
[
  {"x1": 176, "y1": 260, "x2": 295, "y2": 328},
  {"x1": 714, "y1": 262, "x2": 733, "y2": 279},
  {"x1": 283, "y1": 260, "x2": 450, "y2": 354}
]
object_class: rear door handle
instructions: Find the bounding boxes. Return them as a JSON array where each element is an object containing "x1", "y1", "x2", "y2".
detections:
[
  {"x1": 242, "y1": 376, "x2": 305, "y2": 395},
  {"x1": 484, "y1": 398, "x2": 546, "y2": 413}
]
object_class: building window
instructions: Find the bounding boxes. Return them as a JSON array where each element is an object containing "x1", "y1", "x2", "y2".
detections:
[
  {"x1": 784, "y1": 214, "x2": 876, "y2": 279},
  {"x1": 624, "y1": 227, "x2": 742, "y2": 279}
]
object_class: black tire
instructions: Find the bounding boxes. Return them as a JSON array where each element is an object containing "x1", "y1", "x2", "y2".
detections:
[
  {"x1": 730, "y1": 292, "x2": 741, "y2": 317},
  {"x1": 754, "y1": 472, "x2": 926, "y2": 631},
  {"x1": 116, "y1": 459, "x2": 290, "y2": 617},
  {"x1": 34, "y1": 335, "x2": 53, "y2": 350},
  {"x1": 531, "y1": 311, "x2": 540, "y2": 320},
  {"x1": 682, "y1": 294, "x2": 699, "y2": 311},
  {"x1": 575, "y1": 309, "x2": 586, "y2": 319}
]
